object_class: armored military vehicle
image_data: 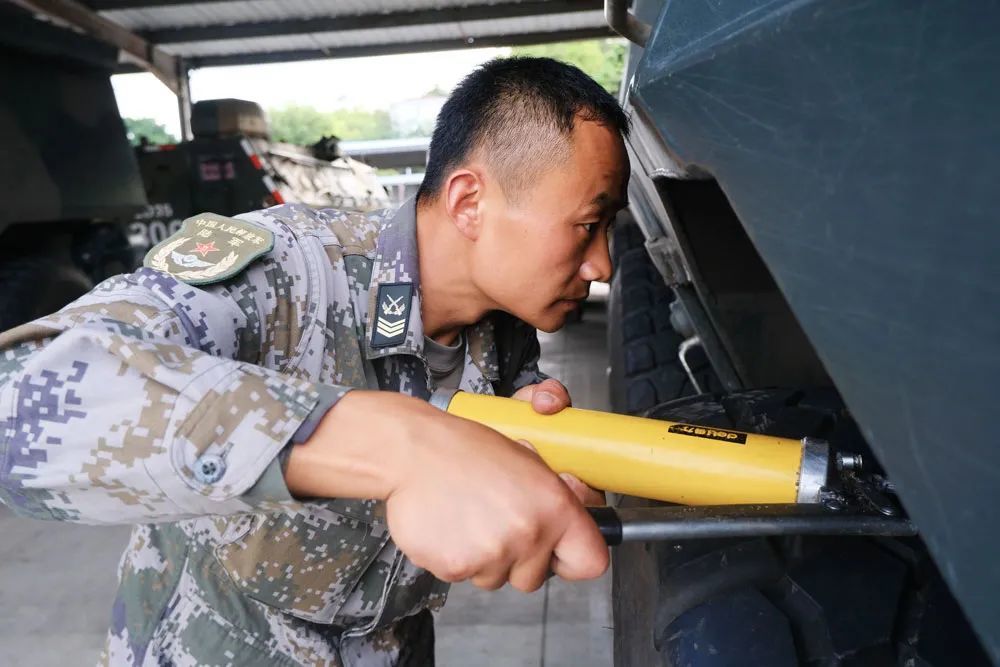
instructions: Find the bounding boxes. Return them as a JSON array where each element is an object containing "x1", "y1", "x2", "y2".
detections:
[
  {"x1": 604, "y1": 0, "x2": 998, "y2": 665},
  {"x1": 0, "y1": 2, "x2": 389, "y2": 334},
  {"x1": 0, "y1": 6, "x2": 145, "y2": 333},
  {"x1": 129, "y1": 98, "x2": 390, "y2": 254}
]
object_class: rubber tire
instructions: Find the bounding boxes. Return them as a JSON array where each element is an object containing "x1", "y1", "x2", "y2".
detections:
[
  {"x1": 607, "y1": 221, "x2": 695, "y2": 414},
  {"x1": 611, "y1": 389, "x2": 990, "y2": 667},
  {"x1": 0, "y1": 256, "x2": 93, "y2": 332}
]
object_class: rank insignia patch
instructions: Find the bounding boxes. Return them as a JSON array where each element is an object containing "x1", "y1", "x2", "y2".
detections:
[
  {"x1": 142, "y1": 212, "x2": 274, "y2": 285},
  {"x1": 371, "y1": 282, "x2": 414, "y2": 348}
]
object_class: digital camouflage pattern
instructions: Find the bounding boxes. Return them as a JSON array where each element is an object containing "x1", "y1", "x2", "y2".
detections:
[{"x1": 0, "y1": 198, "x2": 550, "y2": 666}]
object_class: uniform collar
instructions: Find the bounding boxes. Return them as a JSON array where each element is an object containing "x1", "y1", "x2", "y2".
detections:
[
  {"x1": 365, "y1": 197, "x2": 425, "y2": 361},
  {"x1": 364, "y1": 197, "x2": 499, "y2": 382},
  {"x1": 464, "y1": 315, "x2": 500, "y2": 383}
]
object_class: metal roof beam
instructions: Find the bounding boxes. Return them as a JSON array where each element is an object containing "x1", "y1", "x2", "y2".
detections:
[
  {"x1": 184, "y1": 26, "x2": 614, "y2": 69},
  {"x1": 12, "y1": 0, "x2": 184, "y2": 93},
  {"x1": 84, "y1": 0, "x2": 246, "y2": 9},
  {"x1": 141, "y1": 0, "x2": 602, "y2": 45}
]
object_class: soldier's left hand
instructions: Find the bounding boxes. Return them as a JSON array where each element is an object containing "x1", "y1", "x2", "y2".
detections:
[
  {"x1": 511, "y1": 379, "x2": 606, "y2": 507},
  {"x1": 511, "y1": 378, "x2": 572, "y2": 414}
]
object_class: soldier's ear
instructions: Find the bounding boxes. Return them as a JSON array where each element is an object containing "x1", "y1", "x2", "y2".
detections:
[{"x1": 443, "y1": 168, "x2": 483, "y2": 241}]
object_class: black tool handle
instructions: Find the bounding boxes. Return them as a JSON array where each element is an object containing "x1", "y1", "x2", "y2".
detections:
[{"x1": 587, "y1": 506, "x2": 623, "y2": 546}]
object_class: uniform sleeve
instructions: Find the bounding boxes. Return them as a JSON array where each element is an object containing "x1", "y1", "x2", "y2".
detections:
[
  {"x1": 492, "y1": 310, "x2": 552, "y2": 395},
  {"x1": 510, "y1": 328, "x2": 553, "y2": 393},
  {"x1": 0, "y1": 212, "x2": 351, "y2": 525}
]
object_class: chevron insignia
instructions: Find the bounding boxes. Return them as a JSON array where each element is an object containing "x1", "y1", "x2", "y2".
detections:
[
  {"x1": 370, "y1": 282, "x2": 414, "y2": 348},
  {"x1": 376, "y1": 316, "x2": 406, "y2": 338}
]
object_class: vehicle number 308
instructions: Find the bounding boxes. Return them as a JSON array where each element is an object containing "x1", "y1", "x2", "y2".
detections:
[{"x1": 128, "y1": 218, "x2": 183, "y2": 251}]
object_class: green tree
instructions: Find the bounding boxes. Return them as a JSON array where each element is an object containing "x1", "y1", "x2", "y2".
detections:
[
  {"x1": 268, "y1": 105, "x2": 396, "y2": 144},
  {"x1": 327, "y1": 108, "x2": 394, "y2": 141},
  {"x1": 266, "y1": 105, "x2": 334, "y2": 145},
  {"x1": 511, "y1": 39, "x2": 627, "y2": 94},
  {"x1": 124, "y1": 117, "x2": 177, "y2": 146}
]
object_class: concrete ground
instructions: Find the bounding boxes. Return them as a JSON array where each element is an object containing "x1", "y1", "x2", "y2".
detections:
[{"x1": 0, "y1": 299, "x2": 613, "y2": 666}]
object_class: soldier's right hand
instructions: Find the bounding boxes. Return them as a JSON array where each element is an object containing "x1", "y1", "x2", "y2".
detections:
[{"x1": 285, "y1": 390, "x2": 608, "y2": 593}]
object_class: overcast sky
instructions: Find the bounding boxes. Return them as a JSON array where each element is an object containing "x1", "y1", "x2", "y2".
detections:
[{"x1": 112, "y1": 47, "x2": 507, "y2": 138}]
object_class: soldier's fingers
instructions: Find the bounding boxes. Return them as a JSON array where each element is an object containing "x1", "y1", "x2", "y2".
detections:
[
  {"x1": 541, "y1": 379, "x2": 572, "y2": 407},
  {"x1": 511, "y1": 380, "x2": 572, "y2": 413},
  {"x1": 549, "y1": 507, "x2": 609, "y2": 581},
  {"x1": 508, "y1": 548, "x2": 553, "y2": 593},
  {"x1": 559, "y1": 473, "x2": 606, "y2": 507},
  {"x1": 510, "y1": 383, "x2": 536, "y2": 402},
  {"x1": 530, "y1": 379, "x2": 571, "y2": 414},
  {"x1": 469, "y1": 561, "x2": 512, "y2": 591}
]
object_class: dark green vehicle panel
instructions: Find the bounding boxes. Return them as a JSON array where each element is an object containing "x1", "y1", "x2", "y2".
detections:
[
  {"x1": 632, "y1": 0, "x2": 999, "y2": 658},
  {"x1": 0, "y1": 7, "x2": 146, "y2": 228}
]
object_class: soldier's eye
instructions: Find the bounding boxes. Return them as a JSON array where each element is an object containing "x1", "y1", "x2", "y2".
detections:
[{"x1": 582, "y1": 223, "x2": 596, "y2": 234}]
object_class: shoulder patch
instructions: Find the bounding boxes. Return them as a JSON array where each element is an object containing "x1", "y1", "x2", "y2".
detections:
[
  {"x1": 371, "y1": 283, "x2": 414, "y2": 348},
  {"x1": 143, "y1": 213, "x2": 274, "y2": 285}
]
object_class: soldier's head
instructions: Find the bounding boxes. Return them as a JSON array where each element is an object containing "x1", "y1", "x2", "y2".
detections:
[{"x1": 417, "y1": 56, "x2": 630, "y2": 332}]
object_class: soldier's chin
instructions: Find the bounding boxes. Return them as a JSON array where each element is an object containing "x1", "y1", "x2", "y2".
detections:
[{"x1": 532, "y1": 301, "x2": 575, "y2": 333}]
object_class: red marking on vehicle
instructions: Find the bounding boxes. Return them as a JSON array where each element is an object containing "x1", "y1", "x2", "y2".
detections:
[
  {"x1": 263, "y1": 176, "x2": 284, "y2": 204},
  {"x1": 240, "y1": 138, "x2": 262, "y2": 169}
]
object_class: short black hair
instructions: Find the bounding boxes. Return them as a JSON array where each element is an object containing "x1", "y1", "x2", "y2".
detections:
[{"x1": 416, "y1": 56, "x2": 630, "y2": 204}]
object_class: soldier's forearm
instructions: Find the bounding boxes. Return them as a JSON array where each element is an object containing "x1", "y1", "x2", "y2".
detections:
[
  {"x1": 285, "y1": 390, "x2": 440, "y2": 501},
  {"x1": 0, "y1": 312, "x2": 333, "y2": 524}
]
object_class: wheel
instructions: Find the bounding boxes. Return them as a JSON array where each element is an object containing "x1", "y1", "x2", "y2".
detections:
[
  {"x1": 611, "y1": 389, "x2": 990, "y2": 666},
  {"x1": 0, "y1": 256, "x2": 93, "y2": 332},
  {"x1": 607, "y1": 220, "x2": 698, "y2": 414}
]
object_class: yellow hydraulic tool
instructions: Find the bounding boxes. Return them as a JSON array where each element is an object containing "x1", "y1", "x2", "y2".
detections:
[{"x1": 430, "y1": 390, "x2": 829, "y2": 506}]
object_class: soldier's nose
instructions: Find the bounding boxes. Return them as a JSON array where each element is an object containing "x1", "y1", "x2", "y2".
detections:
[
  {"x1": 579, "y1": 261, "x2": 605, "y2": 282},
  {"x1": 580, "y1": 233, "x2": 612, "y2": 283}
]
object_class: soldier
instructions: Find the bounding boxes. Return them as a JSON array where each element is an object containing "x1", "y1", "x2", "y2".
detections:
[{"x1": 0, "y1": 57, "x2": 629, "y2": 666}]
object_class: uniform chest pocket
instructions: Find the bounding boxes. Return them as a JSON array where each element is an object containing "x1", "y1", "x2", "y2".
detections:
[{"x1": 215, "y1": 499, "x2": 391, "y2": 625}]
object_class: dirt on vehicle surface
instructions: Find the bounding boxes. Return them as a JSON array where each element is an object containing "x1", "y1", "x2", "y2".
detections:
[{"x1": 605, "y1": 0, "x2": 999, "y2": 664}]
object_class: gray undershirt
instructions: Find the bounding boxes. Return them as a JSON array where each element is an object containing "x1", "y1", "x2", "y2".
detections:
[{"x1": 423, "y1": 333, "x2": 466, "y2": 390}]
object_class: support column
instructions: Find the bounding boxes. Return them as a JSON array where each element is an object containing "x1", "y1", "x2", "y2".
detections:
[{"x1": 177, "y1": 60, "x2": 192, "y2": 141}]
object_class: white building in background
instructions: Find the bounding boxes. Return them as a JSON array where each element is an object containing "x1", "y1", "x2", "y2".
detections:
[{"x1": 389, "y1": 94, "x2": 446, "y2": 137}]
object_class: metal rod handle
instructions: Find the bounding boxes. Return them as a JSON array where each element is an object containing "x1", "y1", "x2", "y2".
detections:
[
  {"x1": 605, "y1": 0, "x2": 652, "y2": 47},
  {"x1": 588, "y1": 505, "x2": 917, "y2": 546}
]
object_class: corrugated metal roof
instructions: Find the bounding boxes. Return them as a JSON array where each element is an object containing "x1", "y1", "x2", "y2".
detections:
[
  {"x1": 165, "y1": 11, "x2": 606, "y2": 58},
  {"x1": 83, "y1": 0, "x2": 611, "y2": 68},
  {"x1": 104, "y1": 0, "x2": 482, "y2": 31}
]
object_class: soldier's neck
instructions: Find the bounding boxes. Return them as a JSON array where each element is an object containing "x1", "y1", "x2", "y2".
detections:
[{"x1": 415, "y1": 203, "x2": 495, "y2": 346}]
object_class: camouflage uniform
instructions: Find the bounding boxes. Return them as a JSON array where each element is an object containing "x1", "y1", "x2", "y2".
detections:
[{"x1": 0, "y1": 198, "x2": 549, "y2": 666}]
